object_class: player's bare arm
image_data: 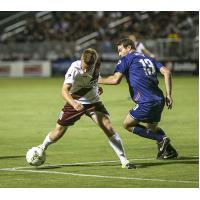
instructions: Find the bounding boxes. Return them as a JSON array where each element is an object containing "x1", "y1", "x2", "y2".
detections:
[
  {"x1": 160, "y1": 66, "x2": 173, "y2": 109},
  {"x1": 61, "y1": 83, "x2": 84, "y2": 111},
  {"x1": 98, "y1": 72, "x2": 123, "y2": 85}
]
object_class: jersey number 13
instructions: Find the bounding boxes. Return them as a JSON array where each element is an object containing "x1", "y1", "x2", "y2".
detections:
[{"x1": 139, "y1": 58, "x2": 156, "y2": 76}]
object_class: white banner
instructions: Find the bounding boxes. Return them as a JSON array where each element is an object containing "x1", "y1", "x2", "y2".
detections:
[{"x1": 0, "y1": 61, "x2": 51, "y2": 77}]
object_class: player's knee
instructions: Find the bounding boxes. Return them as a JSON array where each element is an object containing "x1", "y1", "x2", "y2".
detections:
[
  {"x1": 146, "y1": 125, "x2": 157, "y2": 133},
  {"x1": 102, "y1": 124, "x2": 115, "y2": 135},
  {"x1": 101, "y1": 118, "x2": 113, "y2": 131},
  {"x1": 122, "y1": 121, "x2": 129, "y2": 130},
  {"x1": 149, "y1": 128, "x2": 156, "y2": 133}
]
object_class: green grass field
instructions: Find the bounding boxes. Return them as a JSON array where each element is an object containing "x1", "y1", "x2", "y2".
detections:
[{"x1": 0, "y1": 76, "x2": 198, "y2": 188}]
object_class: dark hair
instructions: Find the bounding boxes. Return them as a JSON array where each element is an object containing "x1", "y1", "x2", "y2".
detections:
[
  {"x1": 117, "y1": 38, "x2": 136, "y2": 50},
  {"x1": 82, "y1": 48, "x2": 98, "y2": 66}
]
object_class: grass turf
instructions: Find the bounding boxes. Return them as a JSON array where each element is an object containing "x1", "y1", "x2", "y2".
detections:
[{"x1": 0, "y1": 76, "x2": 198, "y2": 188}]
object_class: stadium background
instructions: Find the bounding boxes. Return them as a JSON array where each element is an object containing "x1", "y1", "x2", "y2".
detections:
[
  {"x1": 0, "y1": 11, "x2": 198, "y2": 77},
  {"x1": 0, "y1": 11, "x2": 199, "y2": 188}
]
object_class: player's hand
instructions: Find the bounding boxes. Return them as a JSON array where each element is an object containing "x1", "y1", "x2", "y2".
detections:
[
  {"x1": 98, "y1": 86, "x2": 103, "y2": 95},
  {"x1": 165, "y1": 95, "x2": 173, "y2": 109},
  {"x1": 72, "y1": 101, "x2": 84, "y2": 111}
]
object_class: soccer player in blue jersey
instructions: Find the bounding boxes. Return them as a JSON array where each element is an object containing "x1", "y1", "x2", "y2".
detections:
[{"x1": 99, "y1": 38, "x2": 178, "y2": 159}]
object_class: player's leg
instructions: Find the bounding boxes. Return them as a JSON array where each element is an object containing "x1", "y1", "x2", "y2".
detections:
[
  {"x1": 123, "y1": 102, "x2": 168, "y2": 140},
  {"x1": 123, "y1": 114, "x2": 166, "y2": 142},
  {"x1": 146, "y1": 124, "x2": 178, "y2": 159},
  {"x1": 145, "y1": 122, "x2": 171, "y2": 157},
  {"x1": 38, "y1": 103, "x2": 84, "y2": 151},
  {"x1": 91, "y1": 112, "x2": 127, "y2": 163},
  {"x1": 90, "y1": 111, "x2": 136, "y2": 169},
  {"x1": 124, "y1": 102, "x2": 178, "y2": 159},
  {"x1": 39, "y1": 123, "x2": 68, "y2": 150},
  {"x1": 123, "y1": 114, "x2": 170, "y2": 157},
  {"x1": 147, "y1": 125, "x2": 178, "y2": 159},
  {"x1": 85, "y1": 102, "x2": 135, "y2": 169}
]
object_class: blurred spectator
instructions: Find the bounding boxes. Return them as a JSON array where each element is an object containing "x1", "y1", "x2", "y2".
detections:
[
  {"x1": 129, "y1": 34, "x2": 156, "y2": 58},
  {"x1": 0, "y1": 11, "x2": 198, "y2": 44},
  {"x1": 0, "y1": 11, "x2": 198, "y2": 61}
]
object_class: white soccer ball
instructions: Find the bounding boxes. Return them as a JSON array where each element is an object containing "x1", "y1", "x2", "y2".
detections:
[{"x1": 26, "y1": 147, "x2": 46, "y2": 166}]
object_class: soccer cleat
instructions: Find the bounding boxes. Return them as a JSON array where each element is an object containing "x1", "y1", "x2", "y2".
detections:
[
  {"x1": 163, "y1": 151, "x2": 178, "y2": 159},
  {"x1": 122, "y1": 160, "x2": 137, "y2": 169},
  {"x1": 156, "y1": 137, "x2": 170, "y2": 158},
  {"x1": 157, "y1": 143, "x2": 178, "y2": 159}
]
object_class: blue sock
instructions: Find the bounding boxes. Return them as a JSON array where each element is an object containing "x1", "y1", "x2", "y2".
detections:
[{"x1": 133, "y1": 124, "x2": 164, "y2": 142}]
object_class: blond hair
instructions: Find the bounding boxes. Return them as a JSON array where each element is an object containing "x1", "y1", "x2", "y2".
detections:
[{"x1": 82, "y1": 48, "x2": 98, "y2": 67}]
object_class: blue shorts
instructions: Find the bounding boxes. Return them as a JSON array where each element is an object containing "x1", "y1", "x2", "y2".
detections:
[{"x1": 129, "y1": 100, "x2": 165, "y2": 123}]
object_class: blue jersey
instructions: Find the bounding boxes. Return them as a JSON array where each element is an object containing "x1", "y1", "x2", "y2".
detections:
[{"x1": 115, "y1": 52, "x2": 164, "y2": 103}]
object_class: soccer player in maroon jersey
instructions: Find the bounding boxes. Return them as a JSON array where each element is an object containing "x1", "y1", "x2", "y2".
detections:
[{"x1": 34, "y1": 48, "x2": 136, "y2": 169}]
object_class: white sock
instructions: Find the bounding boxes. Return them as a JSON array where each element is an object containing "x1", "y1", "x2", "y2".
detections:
[
  {"x1": 108, "y1": 133, "x2": 128, "y2": 165},
  {"x1": 41, "y1": 133, "x2": 53, "y2": 150}
]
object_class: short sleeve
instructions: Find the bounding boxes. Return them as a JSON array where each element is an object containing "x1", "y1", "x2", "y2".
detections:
[
  {"x1": 151, "y1": 58, "x2": 163, "y2": 71},
  {"x1": 114, "y1": 57, "x2": 128, "y2": 74},
  {"x1": 64, "y1": 64, "x2": 76, "y2": 85}
]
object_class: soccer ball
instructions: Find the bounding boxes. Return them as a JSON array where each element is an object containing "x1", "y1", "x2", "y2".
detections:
[{"x1": 26, "y1": 147, "x2": 46, "y2": 166}]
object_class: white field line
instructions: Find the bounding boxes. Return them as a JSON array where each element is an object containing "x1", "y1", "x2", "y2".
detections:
[
  {"x1": 0, "y1": 168, "x2": 198, "y2": 184},
  {"x1": 0, "y1": 156, "x2": 198, "y2": 185},
  {"x1": 0, "y1": 157, "x2": 156, "y2": 170},
  {"x1": 0, "y1": 155, "x2": 198, "y2": 171}
]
